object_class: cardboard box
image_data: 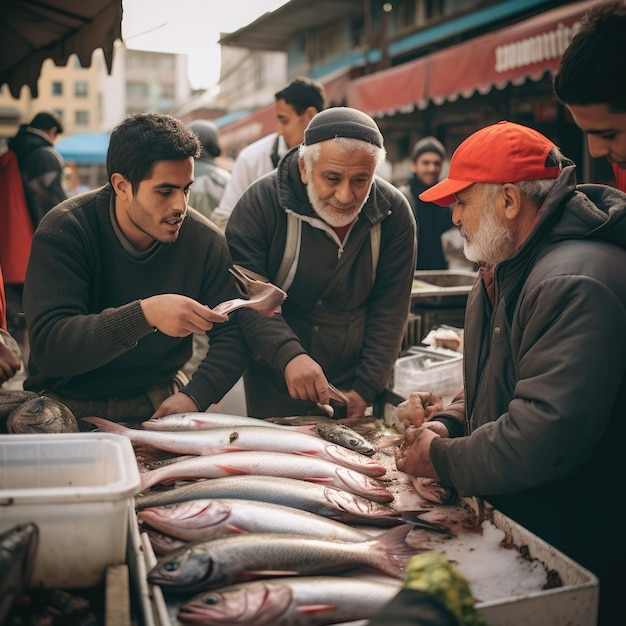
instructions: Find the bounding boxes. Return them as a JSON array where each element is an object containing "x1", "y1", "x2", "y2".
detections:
[{"x1": 0, "y1": 433, "x2": 140, "y2": 588}]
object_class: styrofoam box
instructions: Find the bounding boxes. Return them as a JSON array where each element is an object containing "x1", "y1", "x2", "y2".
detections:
[
  {"x1": 0, "y1": 432, "x2": 141, "y2": 589},
  {"x1": 392, "y1": 346, "x2": 463, "y2": 404}
]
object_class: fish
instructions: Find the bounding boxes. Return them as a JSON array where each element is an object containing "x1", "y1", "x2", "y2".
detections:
[
  {"x1": 143, "y1": 413, "x2": 376, "y2": 456},
  {"x1": 135, "y1": 475, "x2": 451, "y2": 535},
  {"x1": 409, "y1": 476, "x2": 459, "y2": 505},
  {"x1": 135, "y1": 475, "x2": 398, "y2": 524},
  {"x1": 84, "y1": 417, "x2": 386, "y2": 477},
  {"x1": 138, "y1": 450, "x2": 393, "y2": 503},
  {"x1": 0, "y1": 523, "x2": 39, "y2": 624},
  {"x1": 178, "y1": 576, "x2": 402, "y2": 626},
  {"x1": 0, "y1": 391, "x2": 40, "y2": 432},
  {"x1": 143, "y1": 527, "x2": 187, "y2": 555},
  {"x1": 137, "y1": 498, "x2": 372, "y2": 543},
  {"x1": 7, "y1": 395, "x2": 79, "y2": 434},
  {"x1": 147, "y1": 526, "x2": 416, "y2": 593}
]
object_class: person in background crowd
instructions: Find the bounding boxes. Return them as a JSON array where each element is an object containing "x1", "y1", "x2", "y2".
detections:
[
  {"x1": 186, "y1": 119, "x2": 231, "y2": 220},
  {"x1": 227, "y1": 107, "x2": 416, "y2": 419},
  {"x1": 211, "y1": 77, "x2": 327, "y2": 230},
  {"x1": 553, "y1": 0, "x2": 626, "y2": 192},
  {"x1": 22, "y1": 113, "x2": 249, "y2": 426},
  {"x1": 401, "y1": 136, "x2": 453, "y2": 270},
  {"x1": 394, "y1": 121, "x2": 626, "y2": 626},
  {"x1": 6, "y1": 112, "x2": 68, "y2": 350}
]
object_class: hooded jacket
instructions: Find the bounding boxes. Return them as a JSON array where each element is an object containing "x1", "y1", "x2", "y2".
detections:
[
  {"x1": 430, "y1": 166, "x2": 626, "y2": 578},
  {"x1": 227, "y1": 146, "x2": 416, "y2": 408}
]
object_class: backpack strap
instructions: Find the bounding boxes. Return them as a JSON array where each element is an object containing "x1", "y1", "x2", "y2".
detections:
[
  {"x1": 270, "y1": 135, "x2": 281, "y2": 168},
  {"x1": 275, "y1": 212, "x2": 382, "y2": 291}
]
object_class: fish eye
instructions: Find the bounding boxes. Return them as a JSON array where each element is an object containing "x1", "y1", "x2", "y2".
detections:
[
  {"x1": 202, "y1": 595, "x2": 220, "y2": 605},
  {"x1": 164, "y1": 561, "x2": 180, "y2": 572}
]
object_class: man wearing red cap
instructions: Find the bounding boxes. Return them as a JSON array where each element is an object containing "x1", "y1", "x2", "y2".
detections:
[
  {"x1": 554, "y1": 0, "x2": 626, "y2": 193},
  {"x1": 395, "y1": 121, "x2": 626, "y2": 625}
]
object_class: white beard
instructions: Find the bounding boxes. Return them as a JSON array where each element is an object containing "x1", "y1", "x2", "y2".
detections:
[
  {"x1": 462, "y1": 201, "x2": 516, "y2": 267},
  {"x1": 307, "y1": 183, "x2": 367, "y2": 228}
]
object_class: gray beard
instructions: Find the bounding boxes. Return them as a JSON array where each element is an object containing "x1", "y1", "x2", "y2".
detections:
[{"x1": 306, "y1": 183, "x2": 366, "y2": 228}]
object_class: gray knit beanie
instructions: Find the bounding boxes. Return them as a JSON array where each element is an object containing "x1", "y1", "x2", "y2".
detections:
[
  {"x1": 411, "y1": 136, "x2": 446, "y2": 161},
  {"x1": 304, "y1": 107, "x2": 383, "y2": 148}
]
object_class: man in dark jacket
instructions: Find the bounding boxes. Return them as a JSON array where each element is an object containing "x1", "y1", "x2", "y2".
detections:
[
  {"x1": 227, "y1": 107, "x2": 416, "y2": 419},
  {"x1": 401, "y1": 136, "x2": 452, "y2": 270},
  {"x1": 395, "y1": 121, "x2": 626, "y2": 625},
  {"x1": 23, "y1": 113, "x2": 249, "y2": 425},
  {"x1": 8, "y1": 112, "x2": 68, "y2": 227}
]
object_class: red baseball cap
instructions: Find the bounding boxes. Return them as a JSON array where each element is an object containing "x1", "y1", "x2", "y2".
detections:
[{"x1": 419, "y1": 121, "x2": 561, "y2": 206}]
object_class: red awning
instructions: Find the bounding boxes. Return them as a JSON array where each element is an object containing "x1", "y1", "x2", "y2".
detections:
[
  {"x1": 347, "y1": 0, "x2": 598, "y2": 116},
  {"x1": 219, "y1": 102, "x2": 277, "y2": 154},
  {"x1": 349, "y1": 57, "x2": 428, "y2": 117}
]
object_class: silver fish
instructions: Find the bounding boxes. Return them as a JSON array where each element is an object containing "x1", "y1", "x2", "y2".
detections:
[
  {"x1": 142, "y1": 413, "x2": 375, "y2": 456},
  {"x1": 7, "y1": 395, "x2": 79, "y2": 434},
  {"x1": 143, "y1": 527, "x2": 186, "y2": 555},
  {"x1": 138, "y1": 498, "x2": 372, "y2": 543},
  {"x1": 135, "y1": 475, "x2": 400, "y2": 525},
  {"x1": 178, "y1": 576, "x2": 401, "y2": 626},
  {"x1": 84, "y1": 417, "x2": 385, "y2": 477},
  {"x1": 138, "y1": 450, "x2": 393, "y2": 503},
  {"x1": 147, "y1": 526, "x2": 415, "y2": 592},
  {"x1": 0, "y1": 523, "x2": 39, "y2": 624}
]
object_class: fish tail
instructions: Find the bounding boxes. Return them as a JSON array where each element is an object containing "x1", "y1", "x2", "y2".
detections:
[
  {"x1": 369, "y1": 524, "x2": 416, "y2": 579},
  {"x1": 292, "y1": 424, "x2": 320, "y2": 437},
  {"x1": 81, "y1": 416, "x2": 128, "y2": 434}
]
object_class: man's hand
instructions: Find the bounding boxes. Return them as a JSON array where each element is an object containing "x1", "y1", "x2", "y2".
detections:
[
  {"x1": 394, "y1": 425, "x2": 441, "y2": 479},
  {"x1": 151, "y1": 391, "x2": 199, "y2": 419},
  {"x1": 141, "y1": 294, "x2": 228, "y2": 337},
  {"x1": 396, "y1": 391, "x2": 444, "y2": 430},
  {"x1": 342, "y1": 389, "x2": 368, "y2": 419},
  {"x1": 0, "y1": 333, "x2": 21, "y2": 384},
  {"x1": 284, "y1": 354, "x2": 330, "y2": 405}
]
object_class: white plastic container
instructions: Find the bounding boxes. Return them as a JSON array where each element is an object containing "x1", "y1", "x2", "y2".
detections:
[
  {"x1": 392, "y1": 346, "x2": 463, "y2": 403},
  {"x1": 0, "y1": 432, "x2": 140, "y2": 588}
]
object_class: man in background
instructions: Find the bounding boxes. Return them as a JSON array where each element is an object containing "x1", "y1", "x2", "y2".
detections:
[
  {"x1": 554, "y1": 0, "x2": 626, "y2": 192},
  {"x1": 211, "y1": 77, "x2": 326, "y2": 230},
  {"x1": 401, "y1": 136, "x2": 453, "y2": 269}
]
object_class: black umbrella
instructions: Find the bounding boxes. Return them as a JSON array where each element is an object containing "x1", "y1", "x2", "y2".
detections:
[{"x1": 0, "y1": 0, "x2": 123, "y2": 98}]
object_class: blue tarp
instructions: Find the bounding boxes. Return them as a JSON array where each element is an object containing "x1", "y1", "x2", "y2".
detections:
[{"x1": 56, "y1": 132, "x2": 110, "y2": 165}]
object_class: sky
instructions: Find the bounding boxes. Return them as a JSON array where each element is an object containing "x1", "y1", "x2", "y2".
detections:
[{"x1": 121, "y1": 0, "x2": 289, "y2": 90}]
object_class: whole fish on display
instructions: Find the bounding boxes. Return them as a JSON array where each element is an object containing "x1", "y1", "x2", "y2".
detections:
[
  {"x1": 138, "y1": 450, "x2": 393, "y2": 503},
  {"x1": 84, "y1": 417, "x2": 385, "y2": 476},
  {"x1": 177, "y1": 576, "x2": 402, "y2": 626},
  {"x1": 136, "y1": 475, "x2": 452, "y2": 534},
  {"x1": 142, "y1": 412, "x2": 376, "y2": 456},
  {"x1": 0, "y1": 523, "x2": 39, "y2": 624},
  {"x1": 147, "y1": 526, "x2": 415, "y2": 593},
  {"x1": 138, "y1": 498, "x2": 372, "y2": 543}
]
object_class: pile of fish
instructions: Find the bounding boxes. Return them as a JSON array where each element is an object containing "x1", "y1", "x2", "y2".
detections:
[{"x1": 86, "y1": 412, "x2": 453, "y2": 625}]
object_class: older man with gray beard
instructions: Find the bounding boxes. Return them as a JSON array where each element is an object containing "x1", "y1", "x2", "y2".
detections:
[
  {"x1": 394, "y1": 121, "x2": 626, "y2": 626},
  {"x1": 227, "y1": 107, "x2": 416, "y2": 419}
]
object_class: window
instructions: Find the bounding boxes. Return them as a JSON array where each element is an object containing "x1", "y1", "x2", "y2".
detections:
[
  {"x1": 75, "y1": 81, "x2": 88, "y2": 97},
  {"x1": 52, "y1": 81, "x2": 63, "y2": 96},
  {"x1": 75, "y1": 110, "x2": 89, "y2": 125}
]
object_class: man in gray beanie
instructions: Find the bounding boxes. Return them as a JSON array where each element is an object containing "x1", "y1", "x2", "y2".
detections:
[
  {"x1": 227, "y1": 107, "x2": 416, "y2": 419},
  {"x1": 402, "y1": 136, "x2": 453, "y2": 270}
]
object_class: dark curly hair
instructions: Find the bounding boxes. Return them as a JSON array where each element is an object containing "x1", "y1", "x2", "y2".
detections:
[
  {"x1": 554, "y1": 1, "x2": 626, "y2": 112},
  {"x1": 107, "y1": 113, "x2": 201, "y2": 192}
]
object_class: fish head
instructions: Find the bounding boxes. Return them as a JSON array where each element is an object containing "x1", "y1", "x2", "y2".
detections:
[
  {"x1": 315, "y1": 423, "x2": 376, "y2": 456},
  {"x1": 322, "y1": 444, "x2": 386, "y2": 477},
  {"x1": 140, "y1": 500, "x2": 232, "y2": 529},
  {"x1": 410, "y1": 476, "x2": 458, "y2": 505},
  {"x1": 7, "y1": 396, "x2": 79, "y2": 434},
  {"x1": 178, "y1": 581, "x2": 294, "y2": 625},
  {"x1": 147, "y1": 546, "x2": 215, "y2": 589}
]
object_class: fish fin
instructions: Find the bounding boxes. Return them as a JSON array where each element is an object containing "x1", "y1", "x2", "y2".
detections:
[
  {"x1": 397, "y1": 512, "x2": 455, "y2": 536},
  {"x1": 224, "y1": 524, "x2": 247, "y2": 535},
  {"x1": 369, "y1": 524, "x2": 417, "y2": 579},
  {"x1": 214, "y1": 465, "x2": 250, "y2": 476},
  {"x1": 81, "y1": 416, "x2": 127, "y2": 433},
  {"x1": 292, "y1": 450, "x2": 322, "y2": 458},
  {"x1": 296, "y1": 604, "x2": 338, "y2": 614},
  {"x1": 303, "y1": 477, "x2": 334, "y2": 484},
  {"x1": 292, "y1": 425, "x2": 320, "y2": 437},
  {"x1": 221, "y1": 446, "x2": 250, "y2": 453},
  {"x1": 242, "y1": 570, "x2": 300, "y2": 578}
]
